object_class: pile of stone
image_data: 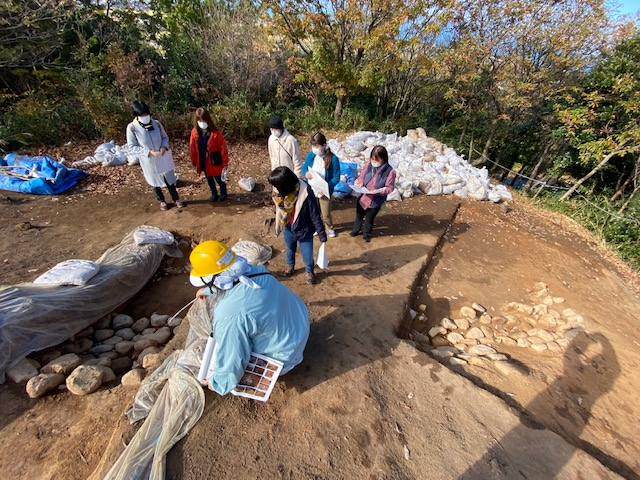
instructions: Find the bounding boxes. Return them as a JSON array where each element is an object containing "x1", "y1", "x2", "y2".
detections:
[
  {"x1": 6, "y1": 312, "x2": 182, "y2": 398},
  {"x1": 411, "y1": 282, "x2": 586, "y2": 370}
]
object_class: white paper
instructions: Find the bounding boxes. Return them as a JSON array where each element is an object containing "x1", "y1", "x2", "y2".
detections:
[
  {"x1": 154, "y1": 149, "x2": 175, "y2": 174},
  {"x1": 307, "y1": 169, "x2": 329, "y2": 198},
  {"x1": 316, "y1": 242, "x2": 328, "y2": 269},
  {"x1": 197, "y1": 335, "x2": 216, "y2": 384},
  {"x1": 349, "y1": 184, "x2": 371, "y2": 194}
]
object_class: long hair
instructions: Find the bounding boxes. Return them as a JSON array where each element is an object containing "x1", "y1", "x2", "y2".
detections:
[
  {"x1": 268, "y1": 166, "x2": 299, "y2": 196},
  {"x1": 370, "y1": 145, "x2": 389, "y2": 164},
  {"x1": 194, "y1": 107, "x2": 218, "y2": 133},
  {"x1": 311, "y1": 132, "x2": 333, "y2": 170}
]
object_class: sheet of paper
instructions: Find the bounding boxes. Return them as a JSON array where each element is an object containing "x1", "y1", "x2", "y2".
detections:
[
  {"x1": 349, "y1": 184, "x2": 371, "y2": 194},
  {"x1": 230, "y1": 353, "x2": 284, "y2": 402},
  {"x1": 307, "y1": 169, "x2": 329, "y2": 198},
  {"x1": 154, "y1": 150, "x2": 175, "y2": 174}
]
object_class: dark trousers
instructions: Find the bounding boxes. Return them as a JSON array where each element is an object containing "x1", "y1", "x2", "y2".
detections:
[
  {"x1": 352, "y1": 202, "x2": 381, "y2": 239},
  {"x1": 205, "y1": 175, "x2": 227, "y2": 196},
  {"x1": 152, "y1": 177, "x2": 179, "y2": 203}
]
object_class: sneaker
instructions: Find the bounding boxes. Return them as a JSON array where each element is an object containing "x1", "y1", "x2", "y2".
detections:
[
  {"x1": 350, "y1": 230, "x2": 360, "y2": 237},
  {"x1": 218, "y1": 193, "x2": 228, "y2": 201},
  {"x1": 160, "y1": 202, "x2": 168, "y2": 211},
  {"x1": 210, "y1": 194, "x2": 219, "y2": 202},
  {"x1": 306, "y1": 272, "x2": 317, "y2": 285},
  {"x1": 175, "y1": 200, "x2": 185, "y2": 209},
  {"x1": 363, "y1": 236, "x2": 371, "y2": 243},
  {"x1": 327, "y1": 229, "x2": 336, "y2": 238},
  {"x1": 281, "y1": 265, "x2": 294, "y2": 277}
]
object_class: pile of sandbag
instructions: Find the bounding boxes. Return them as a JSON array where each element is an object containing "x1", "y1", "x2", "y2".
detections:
[
  {"x1": 328, "y1": 128, "x2": 512, "y2": 203},
  {"x1": 72, "y1": 141, "x2": 144, "y2": 167}
]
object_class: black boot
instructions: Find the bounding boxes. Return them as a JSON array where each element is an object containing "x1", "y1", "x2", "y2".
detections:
[{"x1": 218, "y1": 182, "x2": 228, "y2": 202}]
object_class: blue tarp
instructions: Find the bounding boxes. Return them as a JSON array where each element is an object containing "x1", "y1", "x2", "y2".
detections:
[{"x1": 0, "y1": 154, "x2": 88, "y2": 195}]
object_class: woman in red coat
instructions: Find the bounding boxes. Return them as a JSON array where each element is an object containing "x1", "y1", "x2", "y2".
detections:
[{"x1": 189, "y1": 108, "x2": 229, "y2": 201}]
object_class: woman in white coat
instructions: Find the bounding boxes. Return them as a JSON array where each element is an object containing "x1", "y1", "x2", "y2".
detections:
[{"x1": 126, "y1": 100, "x2": 184, "y2": 210}]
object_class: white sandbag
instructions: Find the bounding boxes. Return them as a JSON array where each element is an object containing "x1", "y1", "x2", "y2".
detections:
[
  {"x1": 466, "y1": 176, "x2": 489, "y2": 201},
  {"x1": 33, "y1": 260, "x2": 100, "y2": 286},
  {"x1": 488, "y1": 190, "x2": 502, "y2": 203},
  {"x1": 133, "y1": 226, "x2": 175, "y2": 246},
  {"x1": 454, "y1": 187, "x2": 468, "y2": 198},
  {"x1": 238, "y1": 177, "x2": 255, "y2": 192},
  {"x1": 387, "y1": 188, "x2": 402, "y2": 202},
  {"x1": 426, "y1": 180, "x2": 443, "y2": 195},
  {"x1": 231, "y1": 240, "x2": 272, "y2": 265},
  {"x1": 442, "y1": 183, "x2": 463, "y2": 195}
]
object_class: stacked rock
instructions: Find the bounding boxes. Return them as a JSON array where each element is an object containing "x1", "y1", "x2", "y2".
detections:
[
  {"x1": 6, "y1": 311, "x2": 183, "y2": 398},
  {"x1": 415, "y1": 282, "x2": 586, "y2": 369}
]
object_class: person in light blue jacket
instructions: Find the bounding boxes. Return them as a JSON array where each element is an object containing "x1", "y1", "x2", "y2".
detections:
[
  {"x1": 302, "y1": 132, "x2": 341, "y2": 238},
  {"x1": 189, "y1": 240, "x2": 310, "y2": 396}
]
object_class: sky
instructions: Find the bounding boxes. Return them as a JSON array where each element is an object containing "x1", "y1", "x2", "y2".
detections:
[{"x1": 615, "y1": 0, "x2": 640, "y2": 15}]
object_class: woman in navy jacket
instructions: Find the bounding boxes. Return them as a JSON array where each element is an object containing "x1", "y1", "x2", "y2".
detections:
[
  {"x1": 269, "y1": 166, "x2": 327, "y2": 285},
  {"x1": 302, "y1": 132, "x2": 341, "y2": 238}
]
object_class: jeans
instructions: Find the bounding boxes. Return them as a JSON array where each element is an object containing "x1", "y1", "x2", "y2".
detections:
[
  {"x1": 284, "y1": 224, "x2": 315, "y2": 273},
  {"x1": 352, "y1": 202, "x2": 381, "y2": 239},
  {"x1": 205, "y1": 175, "x2": 227, "y2": 196}
]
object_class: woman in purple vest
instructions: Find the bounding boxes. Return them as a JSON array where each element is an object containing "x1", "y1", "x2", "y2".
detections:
[{"x1": 350, "y1": 145, "x2": 396, "y2": 242}]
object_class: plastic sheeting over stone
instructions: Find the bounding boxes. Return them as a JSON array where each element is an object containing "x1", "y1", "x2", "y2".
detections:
[{"x1": 328, "y1": 129, "x2": 513, "y2": 203}]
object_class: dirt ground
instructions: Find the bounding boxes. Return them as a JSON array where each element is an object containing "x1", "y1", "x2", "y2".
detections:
[{"x1": 0, "y1": 138, "x2": 639, "y2": 479}]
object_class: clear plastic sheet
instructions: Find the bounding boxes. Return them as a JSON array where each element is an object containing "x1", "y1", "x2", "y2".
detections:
[{"x1": 0, "y1": 227, "x2": 174, "y2": 383}]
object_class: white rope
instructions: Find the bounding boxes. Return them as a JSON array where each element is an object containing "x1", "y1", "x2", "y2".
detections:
[{"x1": 168, "y1": 298, "x2": 196, "y2": 324}]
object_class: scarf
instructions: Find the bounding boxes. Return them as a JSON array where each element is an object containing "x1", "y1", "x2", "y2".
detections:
[{"x1": 272, "y1": 182, "x2": 300, "y2": 237}]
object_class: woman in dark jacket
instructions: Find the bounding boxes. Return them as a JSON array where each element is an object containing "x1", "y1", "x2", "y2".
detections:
[
  {"x1": 269, "y1": 166, "x2": 327, "y2": 285},
  {"x1": 189, "y1": 108, "x2": 229, "y2": 202}
]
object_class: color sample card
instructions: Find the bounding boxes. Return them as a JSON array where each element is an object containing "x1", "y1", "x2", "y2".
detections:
[{"x1": 230, "y1": 353, "x2": 283, "y2": 402}]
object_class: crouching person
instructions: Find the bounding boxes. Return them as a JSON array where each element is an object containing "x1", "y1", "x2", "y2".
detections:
[{"x1": 189, "y1": 240, "x2": 310, "y2": 395}]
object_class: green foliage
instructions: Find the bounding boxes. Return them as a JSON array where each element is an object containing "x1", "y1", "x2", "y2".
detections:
[{"x1": 207, "y1": 94, "x2": 273, "y2": 141}]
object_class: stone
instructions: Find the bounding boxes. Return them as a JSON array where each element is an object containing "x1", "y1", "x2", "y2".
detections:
[
  {"x1": 471, "y1": 303, "x2": 486, "y2": 313},
  {"x1": 131, "y1": 317, "x2": 150, "y2": 333},
  {"x1": 41, "y1": 353, "x2": 81, "y2": 375},
  {"x1": 112, "y1": 314, "x2": 134, "y2": 330},
  {"x1": 141, "y1": 327, "x2": 157, "y2": 336},
  {"x1": 548, "y1": 309, "x2": 561, "y2": 320},
  {"x1": 478, "y1": 338, "x2": 493, "y2": 345},
  {"x1": 416, "y1": 304, "x2": 427, "y2": 313},
  {"x1": 465, "y1": 327, "x2": 485, "y2": 340},
  {"x1": 167, "y1": 316, "x2": 182, "y2": 328},
  {"x1": 530, "y1": 343, "x2": 548, "y2": 353},
  {"x1": 478, "y1": 314, "x2": 493, "y2": 325},
  {"x1": 75, "y1": 326, "x2": 94, "y2": 339},
  {"x1": 142, "y1": 353, "x2": 164, "y2": 370},
  {"x1": 537, "y1": 314, "x2": 557, "y2": 329},
  {"x1": 89, "y1": 344, "x2": 115, "y2": 354},
  {"x1": 446, "y1": 332, "x2": 465, "y2": 344},
  {"x1": 99, "y1": 351, "x2": 120, "y2": 359},
  {"x1": 428, "y1": 326, "x2": 447, "y2": 338},
  {"x1": 528, "y1": 328, "x2": 554, "y2": 343},
  {"x1": 138, "y1": 346, "x2": 160, "y2": 364},
  {"x1": 66, "y1": 365, "x2": 104, "y2": 395},
  {"x1": 494, "y1": 361, "x2": 526, "y2": 376},
  {"x1": 546, "y1": 342, "x2": 563, "y2": 353},
  {"x1": 562, "y1": 308, "x2": 577, "y2": 318},
  {"x1": 468, "y1": 345, "x2": 497, "y2": 356},
  {"x1": 121, "y1": 369, "x2": 146, "y2": 387},
  {"x1": 460, "y1": 306, "x2": 477, "y2": 318},
  {"x1": 150, "y1": 313, "x2": 170, "y2": 328},
  {"x1": 111, "y1": 357, "x2": 133, "y2": 373},
  {"x1": 556, "y1": 338, "x2": 570, "y2": 349},
  {"x1": 517, "y1": 338, "x2": 531, "y2": 348},
  {"x1": 532, "y1": 304, "x2": 548, "y2": 315},
  {"x1": 94, "y1": 366, "x2": 116, "y2": 383},
  {"x1": 40, "y1": 350, "x2": 62, "y2": 365},
  {"x1": 94, "y1": 329, "x2": 114, "y2": 342},
  {"x1": 77, "y1": 338, "x2": 94, "y2": 352},
  {"x1": 466, "y1": 355, "x2": 487, "y2": 366},
  {"x1": 495, "y1": 336, "x2": 517, "y2": 347},
  {"x1": 527, "y1": 336, "x2": 544, "y2": 344},
  {"x1": 440, "y1": 318, "x2": 457, "y2": 330},
  {"x1": 533, "y1": 281, "x2": 548, "y2": 291},
  {"x1": 453, "y1": 318, "x2": 470, "y2": 330},
  {"x1": 115, "y1": 341, "x2": 135, "y2": 355},
  {"x1": 134, "y1": 338, "x2": 159, "y2": 352},
  {"x1": 552, "y1": 297, "x2": 565, "y2": 304},
  {"x1": 94, "y1": 315, "x2": 111, "y2": 329},
  {"x1": 543, "y1": 296, "x2": 554, "y2": 306},
  {"x1": 515, "y1": 303, "x2": 534, "y2": 314},
  {"x1": 84, "y1": 357, "x2": 112, "y2": 367},
  {"x1": 486, "y1": 353, "x2": 508, "y2": 362},
  {"x1": 430, "y1": 346, "x2": 459, "y2": 358},
  {"x1": 448, "y1": 357, "x2": 467, "y2": 366},
  {"x1": 566, "y1": 314, "x2": 585, "y2": 324},
  {"x1": 7, "y1": 358, "x2": 39, "y2": 383},
  {"x1": 564, "y1": 328, "x2": 584, "y2": 341},
  {"x1": 480, "y1": 326, "x2": 493, "y2": 339},
  {"x1": 26, "y1": 373, "x2": 65, "y2": 398},
  {"x1": 103, "y1": 335, "x2": 124, "y2": 346},
  {"x1": 27, "y1": 359, "x2": 41, "y2": 370},
  {"x1": 431, "y1": 335, "x2": 451, "y2": 347},
  {"x1": 144, "y1": 330, "x2": 172, "y2": 345},
  {"x1": 509, "y1": 331, "x2": 527, "y2": 340},
  {"x1": 63, "y1": 343, "x2": 84, "y2": 355},
  {"x1": 115, "y1": 328, "x2": 136, "y2": 341}
]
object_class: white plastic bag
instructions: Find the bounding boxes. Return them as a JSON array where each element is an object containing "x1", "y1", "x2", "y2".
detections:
[
  {"x1": 133, "y1": 226, "x2": 175, "y2": 246},
  {"x1": 33, "y1": 259, "x2": 100, "y2": 286},
  {"x1": 316, "y1": 242, "x2": 328, "y2": 269},
  {"x1": 238, "y1": 177, "x2": 255, "y2": 192}
]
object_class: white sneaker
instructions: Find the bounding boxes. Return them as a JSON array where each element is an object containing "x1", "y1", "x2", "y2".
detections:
[{"x1": 328, "y1": 229, "x2": 336, "y2": 238}]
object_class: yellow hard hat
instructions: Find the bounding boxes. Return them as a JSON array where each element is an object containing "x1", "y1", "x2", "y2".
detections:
[{"x1": 189, "y1": 240, "x2": 236, "y2": 277}]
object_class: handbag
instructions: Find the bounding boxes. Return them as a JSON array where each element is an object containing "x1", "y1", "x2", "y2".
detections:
[{"x1": 209, "y1": 151, "x2": 223, "y2": 166}]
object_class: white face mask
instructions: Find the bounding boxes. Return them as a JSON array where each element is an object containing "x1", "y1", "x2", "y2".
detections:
[
  {"x1": 197, "y1": 121, "x2": 208, "y2": 130},
  {"x1": 312, "y1": 146, "x2": 324, "y2": 156},
  {"x1": 138, "y1": 115, "x2": 151, "y2": 124},
  {"x1": 371, "y1": 160, "x2": 382, "y2": 168},
  {"x1": 271, "y1": 129, "x2": 282, "y2": 138}
]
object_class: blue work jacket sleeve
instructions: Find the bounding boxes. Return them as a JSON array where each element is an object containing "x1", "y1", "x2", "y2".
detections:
[{"x1": 210, "y1": 314, "x2": 253, "y2": 395}]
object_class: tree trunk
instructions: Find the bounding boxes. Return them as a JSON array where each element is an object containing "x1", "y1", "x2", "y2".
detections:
[
  {"x1": 611, "y1": 156, "x2": 639, "y2": 202},
  {"x1": 617, "y1": 181, "x2": 640, "y2": 215},
  {"x1": 560, "y1": 143, "x2": 629, "y2": 201},
  {"x1": 525, "y1": 142, "x2": 552, "y2": 191},
  {"x1": 472, "y1": 131, "x2": 494, "y2": 166},
  {"x1": 334, "y1": 94, "x2": 345, "y2": 123}
]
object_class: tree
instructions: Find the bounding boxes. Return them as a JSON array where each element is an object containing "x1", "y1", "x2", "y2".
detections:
[{"x1": 266, "y1": 0, "x2": 447, "y2": 122}]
